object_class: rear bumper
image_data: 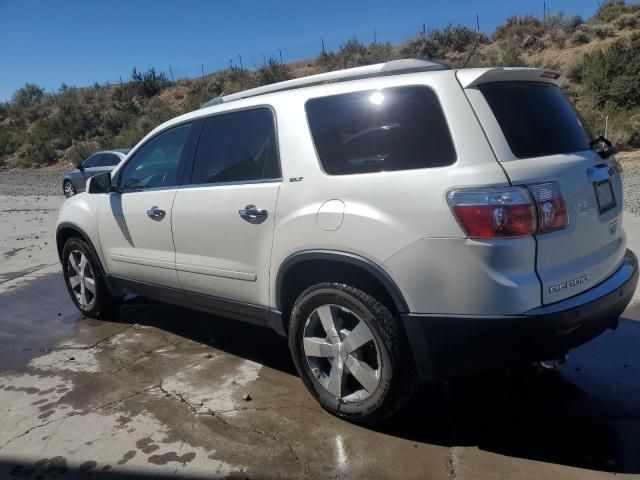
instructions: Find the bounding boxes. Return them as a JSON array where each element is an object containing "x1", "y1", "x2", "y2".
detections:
[{"x1": 402, "y1": 249, "x2": 638, "y2": 382}]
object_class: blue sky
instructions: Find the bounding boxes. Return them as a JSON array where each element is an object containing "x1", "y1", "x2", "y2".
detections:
[{"x1": 0, "y1": 0, "x2": 601, "y2": 101}]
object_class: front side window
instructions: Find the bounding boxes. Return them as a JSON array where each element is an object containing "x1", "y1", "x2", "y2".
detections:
[
  {"x1": 306, "y1": 86, "x2": 456, "y2": 175},
  {"x1": 190, "y1": 108, "x2": 279, "y2": 185},
  {"x1": 119, "y1": 123, "x2": 191, "y2": 192},
  {"x1": 479, "y1": 82, "x2": 592, "y2": 159}
]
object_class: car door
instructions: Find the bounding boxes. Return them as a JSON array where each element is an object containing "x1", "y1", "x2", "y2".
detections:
[
  {"x1": 97, "y1": 122, "x2": 195, "y2": 290},
  {"x1": 171, "y1": 108, "x2": 281, "y2": 321}
]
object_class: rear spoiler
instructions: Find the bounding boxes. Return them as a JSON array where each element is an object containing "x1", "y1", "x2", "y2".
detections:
[{"x1": 456, "y1": 67, "x2": 563, "y2": 89}]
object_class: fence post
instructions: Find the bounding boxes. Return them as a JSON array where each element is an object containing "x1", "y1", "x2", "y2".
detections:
[
  {"x1": 279, "y1": 48, "x2": 283, "y2": 64},
  {"x1": 238, "y1": 54, "x2": 243, "y2": 69},
  {"x1": 321, "y1": 37, "x2": 325, "y2": 53},
  {"x1": 169, "y1": 67, "x2": 175, "y2": 85},
  {"x1": 201, "y1": 64, "x2": 205, "y2": 79},
  {"x1": 373, "y1": 28, "x2": 377, "y2": 44}
]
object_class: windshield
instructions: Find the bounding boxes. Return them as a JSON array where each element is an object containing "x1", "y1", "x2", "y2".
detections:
[{"x1": 479, "y1": 82, "x2": 592, "y2": 159}]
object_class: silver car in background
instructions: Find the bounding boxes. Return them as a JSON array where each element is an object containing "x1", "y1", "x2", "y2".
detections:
[{"x1": 62, "y1": 149, "x2": 129, "y2": 197}]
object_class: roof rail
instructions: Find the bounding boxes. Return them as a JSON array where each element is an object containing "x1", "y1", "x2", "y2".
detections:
[{"x1": 200, "y1": 58, "x2": 449, "y2": 108}]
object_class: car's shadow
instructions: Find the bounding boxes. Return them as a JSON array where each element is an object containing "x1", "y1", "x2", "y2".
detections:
[{"x1": 112, "y1": 296, "x2": 640, "y2": 474}]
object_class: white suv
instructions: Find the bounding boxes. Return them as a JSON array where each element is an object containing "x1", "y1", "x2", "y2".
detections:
[{"x1": 56, "y1": 59, "x2": 638, "y2": 423}]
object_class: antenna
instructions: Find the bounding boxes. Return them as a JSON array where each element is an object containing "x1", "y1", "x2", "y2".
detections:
[{"x1": 462, "y1": 14, "x2": 482, "y2": 69}]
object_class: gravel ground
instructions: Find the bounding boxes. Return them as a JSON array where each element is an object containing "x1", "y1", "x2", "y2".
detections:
[
  {"x1": 620, "y1": 151, "x2": 640, "y2": 216},
  {"x1": 0, "y1": 168, "x2": 66, "y2": 197}
]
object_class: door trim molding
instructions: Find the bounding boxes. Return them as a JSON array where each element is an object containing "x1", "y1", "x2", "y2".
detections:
[
  {"x1": 176, "y1": 263, "x2": 256, "y2": 281},
  {"x1": 111, "y1": 254, "x2": 175, "y2": 270}
]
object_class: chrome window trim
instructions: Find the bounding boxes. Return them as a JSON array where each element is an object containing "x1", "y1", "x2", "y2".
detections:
[{"x1": 178, "y1": 177, "x2": 282, "y2": 190}]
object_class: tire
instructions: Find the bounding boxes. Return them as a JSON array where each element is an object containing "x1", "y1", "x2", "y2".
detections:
[
  {"x1": 288, "y1": 283, "x2": 417, "y2": 424},
  {"x1": 62, "y1": 237, "x2": 120, "y2": 318},
  {"x1": 63, "y1": 180, "x2": 76, "y2": 198}
]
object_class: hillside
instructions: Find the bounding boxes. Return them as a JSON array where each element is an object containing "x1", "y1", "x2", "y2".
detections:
[{"x1": 1, "y1": 0, "x2": 640, "y2": 169}]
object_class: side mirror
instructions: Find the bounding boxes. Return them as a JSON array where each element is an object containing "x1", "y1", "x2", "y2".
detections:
[
  {"x1": 87, "y1": 172, "x2": 112, "y2": 194},
  {"x1": 598, "y1": 145, "x2": 619, "y2": 159},
  {"x1": 77, "y1": 162, "x2": 85, "y2": 171}
]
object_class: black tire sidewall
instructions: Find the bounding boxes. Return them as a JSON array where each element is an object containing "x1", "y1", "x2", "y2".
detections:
[
  {"x1": 289, "y1": 284, "x2": 398, "y2": 422},
  {"x1": 62, "y1": 238, "x2": 111, "y2": 317}
]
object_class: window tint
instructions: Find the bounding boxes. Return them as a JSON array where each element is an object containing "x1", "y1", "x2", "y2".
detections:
[
  {"x1": 101, "y1": 153, "x2": 121, "y2": 167},
  {"x1": 191, "y1": 108, "x2": 279, "y2": 185},
  {"x1": 306, "y1": 86, "x2": 456, "y2": 175},
  {"x1": 479, "y1": 82, "x2": 592, "y2": 159},
  {"x1": 119, "y1": 123, "x2": 191, "y2": 192},
  {"x1": 83, "y1": 154, "x2": 102, "y2": 168}
]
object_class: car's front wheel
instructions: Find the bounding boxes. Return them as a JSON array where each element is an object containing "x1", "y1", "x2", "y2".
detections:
[
  {"x1": 62, "y1": 237, "x2": 120, "y2": 317},
  {"x1": 63, "y1": 180, "x2": 76, "y2": 198},
  {"x1": 289, "y1": 283, "x2": 417, "y2": 423}
]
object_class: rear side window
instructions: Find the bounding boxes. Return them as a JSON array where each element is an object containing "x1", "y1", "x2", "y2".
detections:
[
  {"x1": 190, "y1": 108, "x2": 279, "y2": 185},
  {"x1": 83, "y1": 154, "x2": 102, "y2": 168},
  {"x1": 479, "y1": 82, "x2": 591, "y2": 159},
  {"x1": 306, "y1": 86, "x2": 456, "y2": 175},
  {"x1": 101, "y1": 153, "x2": 121, "y2": 167}
]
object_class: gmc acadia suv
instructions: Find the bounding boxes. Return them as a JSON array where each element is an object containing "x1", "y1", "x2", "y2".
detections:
[{"x1": 56, "y1": 59, "x2": 638, "y2": 423}]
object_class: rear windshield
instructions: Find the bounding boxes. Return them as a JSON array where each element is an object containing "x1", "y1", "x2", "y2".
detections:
[
  {"x1": 306, "y1": 86, "x2": 456, "y2": 175},
  {"x1": 479, "y1": 82, "x2": 591, "y2": 159}
]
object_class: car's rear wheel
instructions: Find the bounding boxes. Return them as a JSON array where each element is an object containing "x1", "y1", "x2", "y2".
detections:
[
  {"x1": 63, "y1": 180, "x2": 76, "y2": 198},
  {"x1": 289, "y1": 283, "x2": 417, "y2": 424},
  {"x1": 62, "y1": 237, "x2": 120, "y2": 318}
]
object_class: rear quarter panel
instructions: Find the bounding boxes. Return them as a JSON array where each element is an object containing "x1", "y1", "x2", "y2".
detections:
[{"x1": 268, "y1": 71, "x2": 519, "y2": 312}]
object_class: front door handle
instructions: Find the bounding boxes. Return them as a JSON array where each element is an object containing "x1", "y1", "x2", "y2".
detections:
[
  {"x1": 146, "y1": 206, "x2": 166, "y2": 220},
  {"x1": 239, "y1": 205, "x2": 268, "y2": 223}
]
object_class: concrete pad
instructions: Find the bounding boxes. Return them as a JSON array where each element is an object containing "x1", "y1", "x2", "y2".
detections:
[{"x1": 2, "y1": 270, "x2": 640, "y2": 478}]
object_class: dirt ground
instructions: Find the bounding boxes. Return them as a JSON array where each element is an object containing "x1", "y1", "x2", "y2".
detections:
[{"x1": 2, "y1": 191, "x2": 640, "y2": 479}]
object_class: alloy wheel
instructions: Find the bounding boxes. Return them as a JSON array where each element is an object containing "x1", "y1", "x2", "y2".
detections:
[
  {"x1": 303, "y1": 304, "x2": 381, "y2": 402},
  {"x1": 67, "y1": 250, "x2": 96, "y2": 308},
  {"x1": 63, "y1": 181, "x2": 75, "y2": 198}
]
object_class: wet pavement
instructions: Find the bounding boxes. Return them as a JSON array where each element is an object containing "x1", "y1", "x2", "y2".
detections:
[
  {"x1": 2, "y1": 193, "x2": 640, "y2": 479},
  {"x1": 1, "y1": 266, "x2": 640, "y2": 479}
]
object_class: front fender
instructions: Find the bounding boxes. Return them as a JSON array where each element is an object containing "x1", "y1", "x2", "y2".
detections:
[{"x1": 56, "y1": 194, "x2": 108, "y2": 272}]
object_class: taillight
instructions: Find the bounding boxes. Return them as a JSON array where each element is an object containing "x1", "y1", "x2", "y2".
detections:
[
  {"x1": 447, "y1": 187, "x2": 537, "y2": 238},
  {"x1": 528, "y1": 182, "x2": 568, "y2": 233}
]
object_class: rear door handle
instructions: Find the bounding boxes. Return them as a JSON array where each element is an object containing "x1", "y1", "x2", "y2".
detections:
[
  {"x1": 239, "y1": 205, "x2": 268, "y2": 222},
  {"x1": 146, "y1": 206, "x2": 166, "y2": 220}
]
